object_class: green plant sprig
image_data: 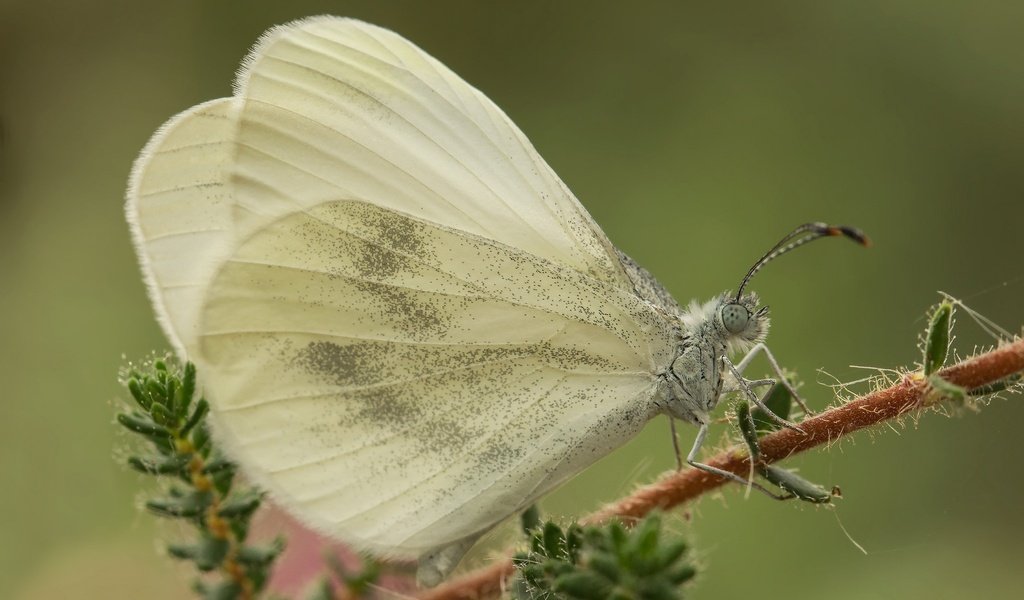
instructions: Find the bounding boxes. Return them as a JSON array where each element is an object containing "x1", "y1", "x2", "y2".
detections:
[
  {"x1": 118, "y1": 359, "x2": 283, "y2": 600},
  {"x1": 512, "y1": 509, "x2": 696, "y2": 600}
]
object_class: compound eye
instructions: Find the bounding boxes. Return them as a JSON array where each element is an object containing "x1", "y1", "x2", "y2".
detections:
[{"x1": 721, "y1": 303, "x2": 750, "y2": 334}]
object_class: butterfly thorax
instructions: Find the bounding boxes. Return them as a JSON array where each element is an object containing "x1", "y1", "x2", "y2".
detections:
[{"x1": 661, "y1": 293, "x2": 770, "y2": 426}]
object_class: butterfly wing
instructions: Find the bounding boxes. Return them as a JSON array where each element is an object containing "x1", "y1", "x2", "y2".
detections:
[
  {"x1": 230, "y1": 16, "x2": 629, "y2": 290},
  {"x1": 126, "y1": 97, "x2": 239, "y2": 356},
  {"x1": 128, "y1": 16, "x2": 678, "y2": 559},
  {"x1": 200, "y1": 200, "x2": 668, "y2": 555}
]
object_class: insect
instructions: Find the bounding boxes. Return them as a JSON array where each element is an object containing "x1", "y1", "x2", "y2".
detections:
[{"x1": 126, "y1": 16, "x2": 867, "y2": 585}]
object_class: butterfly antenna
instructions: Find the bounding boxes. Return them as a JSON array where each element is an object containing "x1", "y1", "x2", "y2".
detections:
[{"x1": 735, "y1": 222, "x2": 870, "y2": 301}]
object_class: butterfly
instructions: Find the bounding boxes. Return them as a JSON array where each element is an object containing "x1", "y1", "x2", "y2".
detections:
[{"x1": 126, "y1": 16, "x2": 866, "y2": 585}]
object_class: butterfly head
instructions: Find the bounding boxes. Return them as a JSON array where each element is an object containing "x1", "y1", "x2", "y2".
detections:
[{"x1": 716, "y1": 292, "x2": 770, "y2": 354}]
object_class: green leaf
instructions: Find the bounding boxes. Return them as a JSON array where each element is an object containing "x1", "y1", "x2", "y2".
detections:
[
  {"x1": 735, "y1": 402, "x2": 761, "y2": 460},
  {"x1": 192, "y1": 422, "x2": 211, "y2": 457},
  {"x1": 924, "y1": 300, "x2": 954, "y2": 376},
  {"x1": 150, "y1": 401, "x2": 176, "y2": 428},
  {"x1": 196, "y1": 579, "x2": 241, "y2": 600},
  {"x1": 927, "y1": 373, "x2": 967, "y2": 404},
  {"x1": 218, "y1": 493, "x2": 262, "y2": 518},
  {"x1": 146, "y1": 379, "x2": 168, "y2": 407},
  {"x1": 128, "y1": 454, "x2": 189, "y2": 476},
  {"x1": 165, "y1": 376, "x2": 180, "y2": 418},
  {"x1": 193, "y1": 534, "x2": 231, "y2": 571},
  {"x1": 167, "y1": 542, "x2": 199, "y2": 561},
  {"x1": 117, "y1": 412, "x2": 170, "y2": 439},
  {"x1": 653, "y1": 539, "x2": 689, "y2": 572},
  {"x1": 627, "y1": 513, "x2": 660, "y2": 557},
  {"x1": 760, "y1": 465, "x2": 831, "y2": 503},
  {"x1": 145, "y1": 490, "x2": 212, "y2": 518},
  {"x1": 553, "y1": 572, "x2": 612, "y2": 599},
  {"x1": 178, "y1": 362, "x2": 197, "y2": 416},
  {"x1": 127, "y1": 378, "x2": 152, "y2": 410},
  {"x1": 668, "y1": 564, "x2": 697, "y2": 585},
  {"x1": 638, "y1": 578, "x2": 679, "y2": 600},
  {"x1": 521, "y1": 504, "x2": 541, "y2": 534},
  {"x1": 236, "y1": 538, "x2": 285, "y2": 566},
  {"x1": 587, "y1": 553, "x2": 621, "y2": 583},
  {"x1": 212, "y1": 467, "x2": 235, "y2": 496},
  {"x1": 182, "y1": 398, "x2": 209, "y2": 437},
  {"x1": 542, "y1": 522, "x2": 565, "y2": 558},
  {"x1": 752, "y1": 382, "x2": 793, "y2": 433},
  {"x1": 608, "y1": 522, "x2": 627, "y2": 552},
  {"x1": 513, "y1": 515, "x2": 696, "y2": 600},
  {"x1": 969, "y1": 374, "x2": 1022, "y2": 396},
  {"x1": 201, "y1": 457, "x2": 236, "y2": 475},
  {"x1": 565, "y1": 524, "x2": 584, "y2": 561}
]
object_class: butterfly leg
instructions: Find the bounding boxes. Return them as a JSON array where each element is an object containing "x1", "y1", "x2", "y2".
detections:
[
  {"x1": 725, "y1": 359, "x2": 805, "y2": 434},
  {"x1": 686, "y1": 422, "x2": 790, "y2": 500},
  {"x1": 733, "y1": 342, "x2": 813, "y2": 415},
  {"x1": 669, "y1": 417, "x2": 684, "y2": 471}
]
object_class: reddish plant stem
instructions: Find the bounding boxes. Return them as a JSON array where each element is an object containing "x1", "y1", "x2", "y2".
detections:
[{"x1": 417, "y1": 338, "x2": 1024, "y2": 600}]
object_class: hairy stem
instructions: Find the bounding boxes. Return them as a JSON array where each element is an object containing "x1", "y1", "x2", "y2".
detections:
[{"x1": 417, "y1": 338, "x2": 1024, "y2": 600}]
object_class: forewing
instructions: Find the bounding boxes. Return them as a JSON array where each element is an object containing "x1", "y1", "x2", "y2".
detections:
[
  {"x1": 229, "y1": 16, "x2": 630, "y2": 291},
  {"x1": 197, "y1": 201, "x2": 669, "y2": 555}
]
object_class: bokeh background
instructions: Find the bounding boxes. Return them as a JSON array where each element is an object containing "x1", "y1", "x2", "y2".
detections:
[{"x1": 2, "y1": 1, "x2": 1022, "y2": 598}]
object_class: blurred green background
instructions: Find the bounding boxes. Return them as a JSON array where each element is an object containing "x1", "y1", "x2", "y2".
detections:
[{"x1": 2, "y1": 1, "x2": 1022, "y2": 598}]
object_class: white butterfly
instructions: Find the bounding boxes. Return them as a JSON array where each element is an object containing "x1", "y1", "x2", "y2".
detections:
[{"x1": 126, "y1": 16, "x2": 866, "y2": 585}]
